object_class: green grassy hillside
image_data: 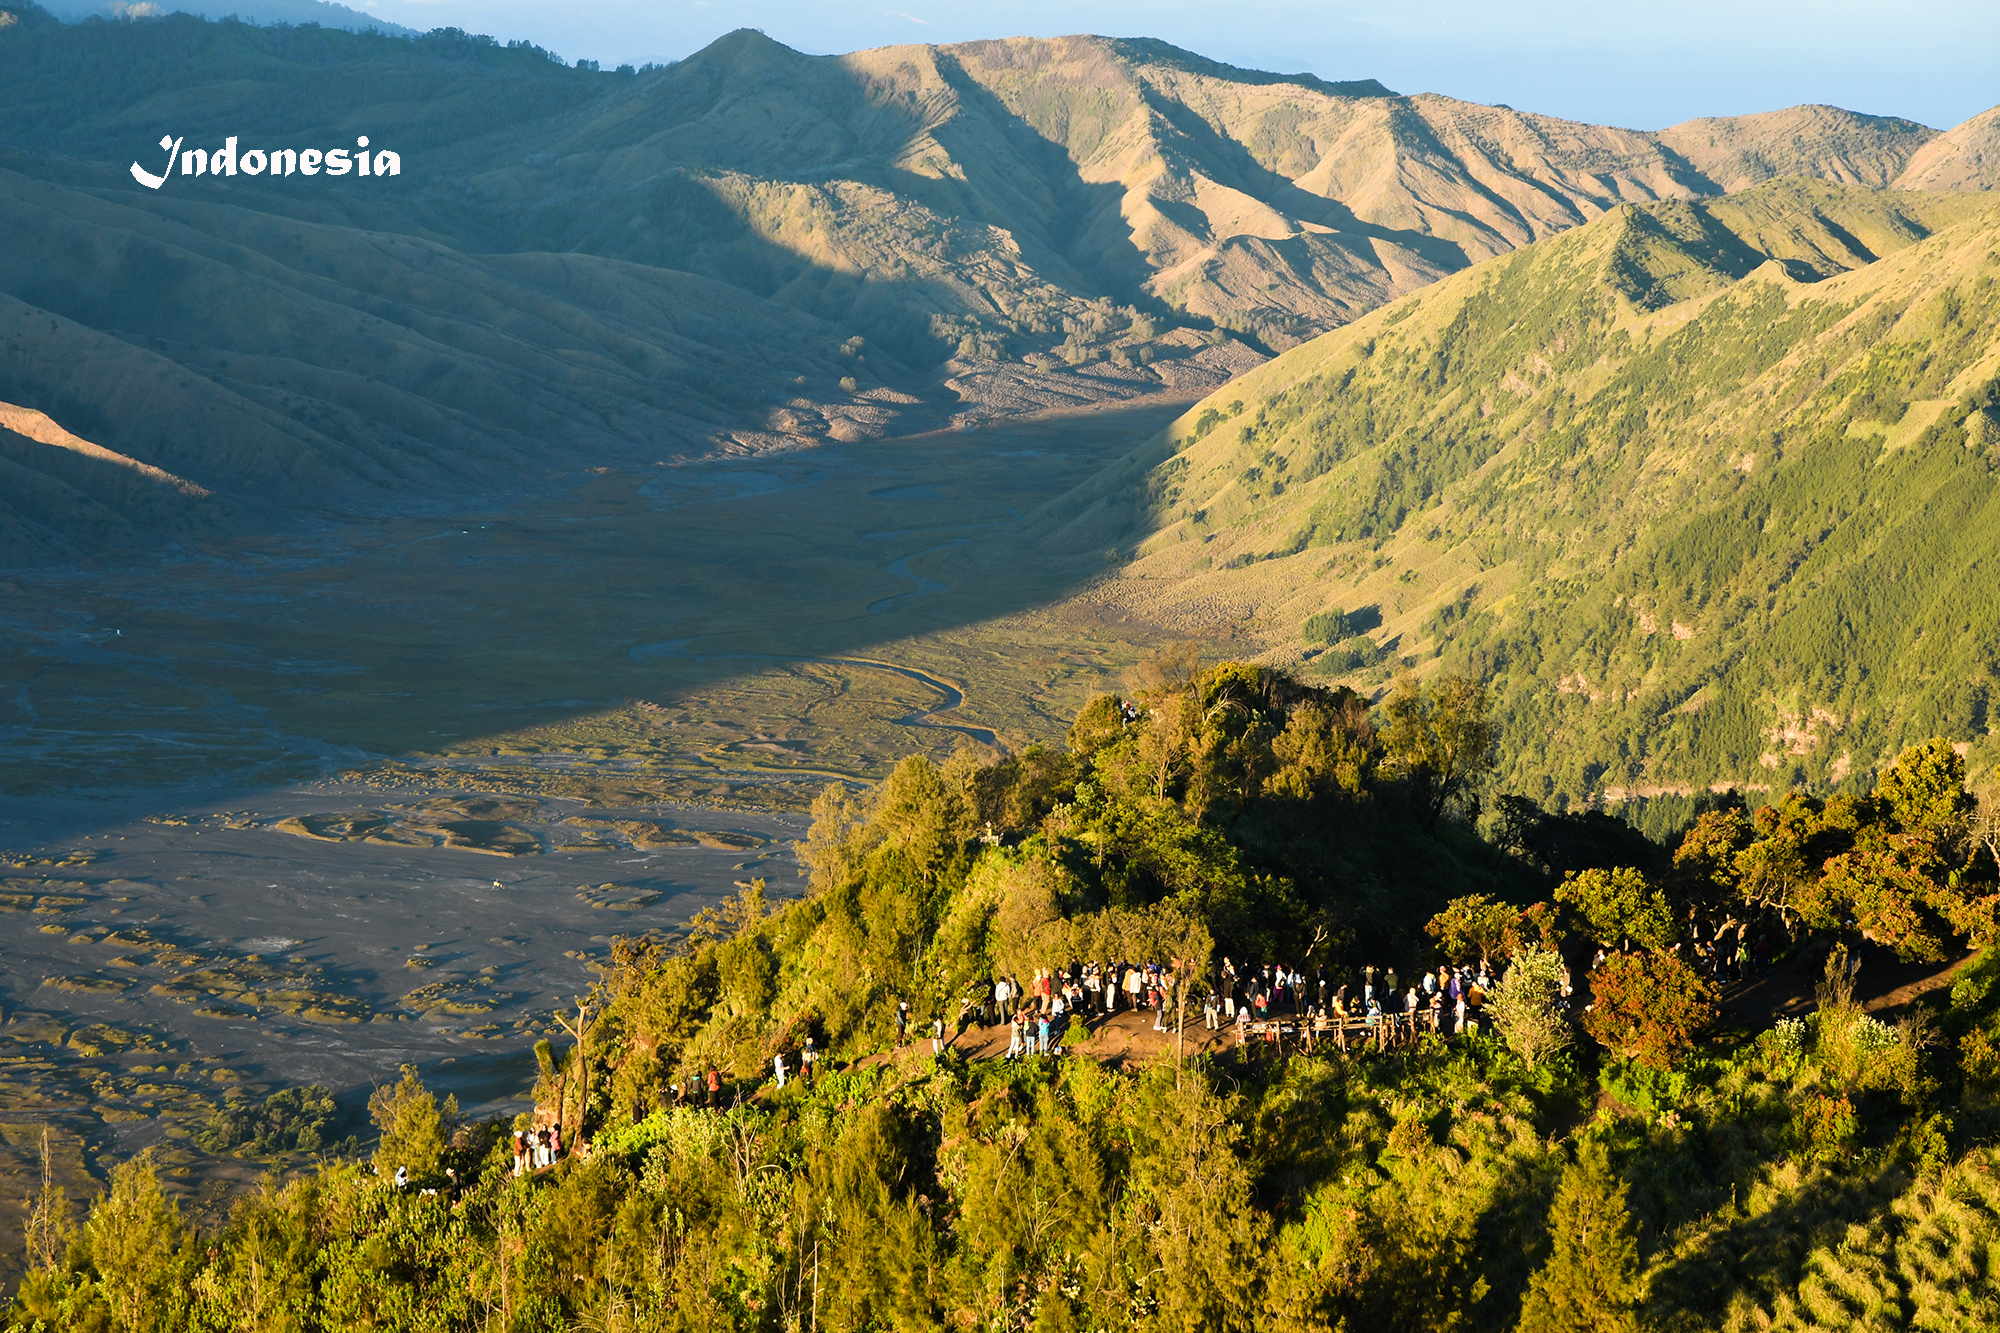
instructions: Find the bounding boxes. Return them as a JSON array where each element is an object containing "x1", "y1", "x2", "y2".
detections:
[{"x1": 1031, "y1": 181, "x2": 2000, "y2": 819}]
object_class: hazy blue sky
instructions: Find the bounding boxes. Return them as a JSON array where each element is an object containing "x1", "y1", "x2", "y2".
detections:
[{"x1": 346, "y1": 0, "x2": 1998, "y2": 130}]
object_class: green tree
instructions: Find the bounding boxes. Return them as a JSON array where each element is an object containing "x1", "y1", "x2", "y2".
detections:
[
  {"x1": 800, "y1": 779, "x2": 874, "y2": 889},
  {"x1": 1067, "y1": 693, "x2": 1127, "y2": 758},
  {"x1": 1266, "y1": 693, "x2": 1376, "y2": 800},
  {"x1": 1880, "y1": 737, "x2": 1976, "y2": 845},
  {"x1": 1426, "y1": 893, "x2": 1519, "y2": 970},
  {"x1": 1488, "y1": 945, "x2": 1573, "y2": 1071},
  {"x1": 990, "y1": 850, "x2": 1067, "y2": 981},
  {"x1": 85, "y1": 1149, "x2": 184, "y2": 1333},
  {"x1": 870, "y1": 753, "x2": 972, "y2": 881},
  {"x1": 369, "y1": 1063, "x2": 453, "y2": 1179},
  {"x1": 1517, "y1": 1142, "x2": 1643, "y2": 1333},
  {"x1": 1302, "y1": 608, "x2": 1351, "y2": 646},
  {"x1": 1556, "y1": 866, "x2": 1677, "y2": 951},
  {"x1": 1122, "y1": 1074, "x2": 1267, "y2": 1331},
  {"x1": 1380, "y1": 674, "x2": 1496, "y2": 831},
  {"x1": 1815, "y1": 844, "x2": 1948, "y2": 961}
]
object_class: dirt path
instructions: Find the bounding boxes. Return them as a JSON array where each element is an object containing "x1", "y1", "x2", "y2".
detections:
[
  {"x1": 1715, "y1": 940, "x2": 1976, "y2": 1026},
  {"x1": 825, "y1": 943, "x2": 1982, "y2": 1095},
  {"x1": 943, "y1": 1005, "x2": 1239, "y2": 1067},
  {"x1": 831, "y1": 1004, "x2": 1245, "y2": 1077}
]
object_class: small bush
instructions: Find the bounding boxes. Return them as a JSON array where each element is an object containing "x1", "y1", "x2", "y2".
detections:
[
  {"x1": 1792, "y1": 1092, "x2": 1859, "y2": 1162},
  {"x1": 1600, "y1": 1057, "x2": 1690, "y2": 1113},
  {"x1": 1303, "y1": 609, "x2": 1351, "y2": 645}
]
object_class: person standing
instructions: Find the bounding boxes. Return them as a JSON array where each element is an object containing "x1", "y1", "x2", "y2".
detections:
[
  {"x1": 931, "y1": 1016, "x2": 946, "y2": 1055},
  {"x1": 706, "y1": 1067, "x2": 721, "y2": 1110},
  {"x1": 1037, "y1": 1012, "x2": 1052, "y2": 1055},
  {"x1": 896, "y1": 1000, "x2": 910, "y2": 1046},
  {"x1": 773, "y1": 1051, "x2": 788, "y2": 1089},
  {"x1": 802, "y1": 1037, "x2": 817, "y2": 1088},
  {"x1": 511, "y1": 1130, "x2": 528, "y2": 1178}
]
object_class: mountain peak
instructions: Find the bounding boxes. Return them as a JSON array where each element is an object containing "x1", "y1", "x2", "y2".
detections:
[
  {"x1": 1097, "y1": 36, "x2": 1397, "y2": 99},
  {"x1": 1657, "y1": 104, "x2": 1937, "y2": 192}
]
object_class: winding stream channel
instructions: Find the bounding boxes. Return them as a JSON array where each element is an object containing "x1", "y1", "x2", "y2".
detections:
[{"x1": 628, "y1": 537, "x2": 1000, "y2": 747}]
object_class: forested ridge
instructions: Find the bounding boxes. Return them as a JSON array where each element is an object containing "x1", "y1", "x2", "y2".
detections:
[{"x1": 13, "y1": 657, "x2": 2000, "y2": 1331}]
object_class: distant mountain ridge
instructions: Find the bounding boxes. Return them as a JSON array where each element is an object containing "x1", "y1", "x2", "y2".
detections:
[
  {"x1": 0, "y1": 7, "x2": 1994, "y2": 562},
  {"x1": 431, "y1": 30, "x2": 1975, "y2": 356},
  {"x1": 35, "y1": 0, "x2": 416, "y2": 37}
]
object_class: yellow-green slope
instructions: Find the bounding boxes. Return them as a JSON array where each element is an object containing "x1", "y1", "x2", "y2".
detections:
[{"x1": 1034, "y1": 180, "x2": 2000, "y2": 815}]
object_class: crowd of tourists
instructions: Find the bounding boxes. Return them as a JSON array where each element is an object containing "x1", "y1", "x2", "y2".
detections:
[
  {"x1": 977, "y1": 960, "x2": 1189, "y2": 1057},
  {"x1": 965, "y1": 951, "x2": 1587, "y2": 1058}
]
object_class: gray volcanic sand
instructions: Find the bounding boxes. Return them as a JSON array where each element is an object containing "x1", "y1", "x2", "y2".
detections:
[{"x1": 1, "y1": 780, "x2": 804, "y2": 1125}]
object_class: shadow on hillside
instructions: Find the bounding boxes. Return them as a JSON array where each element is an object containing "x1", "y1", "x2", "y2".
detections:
[{"x1": 1642, "y1": 1163, "x2": 1902, "y2": 1323}]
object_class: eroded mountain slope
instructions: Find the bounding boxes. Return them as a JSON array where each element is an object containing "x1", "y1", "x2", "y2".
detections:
[
  {"x1": 0, "y1": 160, "x2": 904, "y2": 520},
  {"x1": 1897, "y1": 106, "x2": 2000, "y2": 192}
]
